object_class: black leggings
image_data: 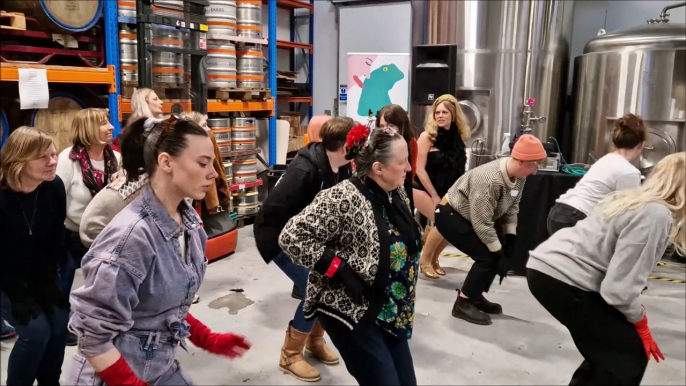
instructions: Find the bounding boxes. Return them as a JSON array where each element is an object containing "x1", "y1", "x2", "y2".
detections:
[
  {"x1": 547, "y1": 202, "x2": 587, "y2": 236},
  {"x1": 527, "y1": 269, "x2": 647, "y2": 385},
  {"x1": 434, "y1": 204, "x2": 504, "y2": 298}
]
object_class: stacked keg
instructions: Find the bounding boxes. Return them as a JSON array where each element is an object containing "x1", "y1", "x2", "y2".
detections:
[
  {"x1": 231, "y1": 117, "x2": 257, "y2": 184},
  {"x1": 119, "y1": 25, "x2": 138, "y2": 82},
  {"x1": 206, "y1": 41, "x2": 237, "y2": 88},
  {"x1": 232, "y1": 183, "x2": 259, "y2": 215},
  {"x1": 151, "y1": 27, "x2": 185, "y2": 84},
  {"x1": 206, "y1": 0, "x2": 237, "y2": 37},
  {"x1": 236, "y1": 0, "x2": 262, "y2": 38},
  {"x1": 236, "y1": 46, "x2": 263, "y2": 89},
  {"x1": 208, "y1": 118, "x2": 232, "y2": 158},
  {"x1": 118, "y1": 1, "x2": 136, "y2": 17}
]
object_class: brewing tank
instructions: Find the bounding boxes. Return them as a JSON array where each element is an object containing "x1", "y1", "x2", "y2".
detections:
[
  {"x1": 411, "y1": 0, "x2": 574, "y2": 167},
  {"x1": 571, "y1": 22, "x2": 686, "y2": 171}
]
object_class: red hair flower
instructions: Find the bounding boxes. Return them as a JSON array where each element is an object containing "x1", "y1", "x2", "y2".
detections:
[{"x1": 346, "y1": 123, "x2": 370, "y2": 148}]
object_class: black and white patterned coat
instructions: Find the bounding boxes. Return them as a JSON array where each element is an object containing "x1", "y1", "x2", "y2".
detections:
[{"x1": 279, "y1": 179, "x2": 410, "y2": 329}]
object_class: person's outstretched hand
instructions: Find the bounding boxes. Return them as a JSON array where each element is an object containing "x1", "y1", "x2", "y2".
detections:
[{"x1": 186, "y1": 313, "x2": 251, "y2": 358}]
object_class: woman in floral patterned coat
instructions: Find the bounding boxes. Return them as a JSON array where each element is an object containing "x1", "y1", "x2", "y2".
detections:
[{"x1": 279, "y1": 124, "x2": 423, "y2": 385}]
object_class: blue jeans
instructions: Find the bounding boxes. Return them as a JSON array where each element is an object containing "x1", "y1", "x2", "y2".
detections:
[
  {"x1": 3, "y1": 303, "x2": 69, "y2": 386},
  {"x1": 272, "y1": 252, "x2": 315, "y2": 333}
]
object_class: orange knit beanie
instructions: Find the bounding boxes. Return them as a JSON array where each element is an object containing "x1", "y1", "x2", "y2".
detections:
[{"x1": 511, "y1": 134, "x2": 546, "y2": 161}]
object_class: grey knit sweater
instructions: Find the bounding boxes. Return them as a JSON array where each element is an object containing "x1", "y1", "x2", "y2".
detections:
[{"x1": 528, "y1": 202, "x2": 672, "y2": 322}]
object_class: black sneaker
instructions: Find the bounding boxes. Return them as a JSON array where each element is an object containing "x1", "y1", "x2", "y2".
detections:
[
  {"x1": 472, "y1": 295, "x2": 503, "y2": 314},
  {"x1": 451, "y1": 290, "x2": 491, "y2": 325},
  {"x1": 65, "y1": 331, "x2": 78, "y2": 347}
]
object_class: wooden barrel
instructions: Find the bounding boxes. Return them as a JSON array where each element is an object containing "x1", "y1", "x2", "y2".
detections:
[
  {"x1": 5, "y1": 0, "x2": 103, "y2": 34},
  {"x1": 0, "y1": 109, "x2": 9, "y2": 149},
  {"x1": 31, "y1": 92, "x2": 86, "y2": 153}
]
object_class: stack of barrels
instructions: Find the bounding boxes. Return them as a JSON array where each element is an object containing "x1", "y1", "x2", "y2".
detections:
[
  {"x1": 206, "y1": 0, "x2": 264, "y2": 90},
  {"x1": 208, "y1": 116, "x2": 259, "y2": 215}
]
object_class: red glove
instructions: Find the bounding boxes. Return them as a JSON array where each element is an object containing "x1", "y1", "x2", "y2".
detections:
[
  {"x1": 633, "y1": 310, "x2": 665, "y2": 362},
  {"x1": 186, "y1": 313, "x2": 251, "y2": 358},
  {"x1": 97, "y1": 355, "x2": 147, "y2": 386}
]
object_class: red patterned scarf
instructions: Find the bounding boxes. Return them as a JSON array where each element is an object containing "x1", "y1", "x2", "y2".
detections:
[{"x1": 68, "y1": 144, "x2": 119, "y2": 197}]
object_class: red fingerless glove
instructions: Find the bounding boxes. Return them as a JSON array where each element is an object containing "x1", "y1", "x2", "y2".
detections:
[
  {"x1": 186, "y1": 313, "x2": 251, "y2": 358},
  {"x1": 97, "y1": 356, "x2": 147, "y2": 386},
  {"x1": 633, "y1": 310, "x2": 665, "y2": 362}
]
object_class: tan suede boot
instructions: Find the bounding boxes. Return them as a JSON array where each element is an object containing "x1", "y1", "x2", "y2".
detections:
[
  {"x1": 305, "y1": 321, "x2": 340, "y2": 365},
  {"x1": 279, "y1": 322, "x2": 321, "y2": 382}
]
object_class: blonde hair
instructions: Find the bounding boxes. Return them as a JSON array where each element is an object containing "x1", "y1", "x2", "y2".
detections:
[
  {"x1": 182, "y1": 111, "x2": 205, "y2": 125},
  {"x1": 127, "y1": 88, "x2": 157, "y2": 125},
  {"x1": 600, "y1": 152, "x2": 685, "y2": 254},
  {"x1": 0, "y1": 126, "x2": 54, "y2": 191},
  {"x1": 424, "y1": 94, "x2": 469, "y2": 142},
  {"x1": 72, "y1": 108, "x2": 110, "y2": 147}
]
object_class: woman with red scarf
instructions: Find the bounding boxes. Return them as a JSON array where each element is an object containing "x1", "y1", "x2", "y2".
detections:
[{"x1": 56, "y1": 108, "x2": 121, "y2": 345}]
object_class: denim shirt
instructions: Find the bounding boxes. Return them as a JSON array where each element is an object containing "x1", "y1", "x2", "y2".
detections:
[{"x1": 69, "y1": 185, "x2": 207, "y2": 357}]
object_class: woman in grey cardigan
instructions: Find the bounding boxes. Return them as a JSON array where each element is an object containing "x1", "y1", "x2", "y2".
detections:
[
  {"x1": 279, "y1": 124, "x2": 423, "y2": 385},
  {"x1": 527, "y1": 152, "x2": 685, "y2": 385}
]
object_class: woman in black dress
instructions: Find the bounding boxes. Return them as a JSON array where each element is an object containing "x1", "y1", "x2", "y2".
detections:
[{"x1": 413, "y1": 94, "x2": 469, "y2": 279}]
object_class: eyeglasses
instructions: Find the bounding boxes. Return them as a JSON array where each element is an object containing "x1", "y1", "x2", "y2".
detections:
[{"x1": 519, "y1": 159, "x2": 548, "y2": 169}]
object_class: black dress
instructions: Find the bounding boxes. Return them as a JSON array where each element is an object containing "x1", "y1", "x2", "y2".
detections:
[{"x1": 412, "y1": 123, "x2": 466, "y2": 198}]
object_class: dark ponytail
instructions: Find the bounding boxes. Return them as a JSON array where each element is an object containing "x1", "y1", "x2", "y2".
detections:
[
  {"x1": 120, "y1": 117, "x2": 148, "y2": 181},
  {"x1": 120, "y1": 116, "x2": 207, "y2": 181}
]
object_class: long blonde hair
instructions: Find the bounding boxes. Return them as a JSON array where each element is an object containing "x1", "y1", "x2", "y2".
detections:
[
  {"x1": 600, "y1": 152, "x2": 685, "y2": 254},
  {"x1": 72, "y1": 108, "x2": 109, "y2": 147},
  {"x1": 0, "y1": 126, "x2": 54, "y2": 191},
  {"x1": 127, "y1": 88, "x2": 156, "y2": 125},
  {"x1": 423, "y1": 94, "x2": 469, "y2": 142}
]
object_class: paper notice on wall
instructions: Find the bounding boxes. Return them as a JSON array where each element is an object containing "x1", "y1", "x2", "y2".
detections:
[{"x1": 18, "y1": 68, "x2": 49, "y2": 110}]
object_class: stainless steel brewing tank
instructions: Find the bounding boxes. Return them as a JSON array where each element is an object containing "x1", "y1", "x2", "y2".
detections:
[
  {"x1": 571, "y1": 23, "x2": 686, "y2": 170},
  {"x1": 411, "y1": 0, "x2": 574, "y2": 166}
]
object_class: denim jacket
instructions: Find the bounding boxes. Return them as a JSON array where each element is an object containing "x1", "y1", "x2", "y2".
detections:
[{"x1": 69, "y1": 185, "x2": 207, "y2": 357}]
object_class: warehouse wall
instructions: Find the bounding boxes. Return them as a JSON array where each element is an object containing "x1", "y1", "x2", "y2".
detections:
[{"x1": 311, "y1": 0, "x2": 686, "y2": 115}]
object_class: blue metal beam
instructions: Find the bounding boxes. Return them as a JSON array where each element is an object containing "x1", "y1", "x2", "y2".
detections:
[
  {"x1": 104, "y1": 0, "x2": 121, "y2": 137},
  {"x1": 268, "y1": 0, "x2": 277, "y2": 166}
]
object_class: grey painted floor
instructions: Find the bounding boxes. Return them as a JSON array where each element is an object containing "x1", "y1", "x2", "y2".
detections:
[{"x1": 2, "y1": 226, "x2": 685, "y2": 385}]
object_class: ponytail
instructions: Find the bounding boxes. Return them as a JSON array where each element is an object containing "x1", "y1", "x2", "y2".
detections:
[{"x1": 120, "y1": 117, "x2": 148, "y2": 181}]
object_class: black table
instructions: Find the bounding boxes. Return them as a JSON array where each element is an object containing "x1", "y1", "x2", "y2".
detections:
[{"x1": 505, "y1": 171, "x2": 582, "y2": 275}]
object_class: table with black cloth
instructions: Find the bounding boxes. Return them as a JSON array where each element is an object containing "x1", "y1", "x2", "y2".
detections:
[{"x1": 504, "y1": 171, "x2": 582, "y2": 275}]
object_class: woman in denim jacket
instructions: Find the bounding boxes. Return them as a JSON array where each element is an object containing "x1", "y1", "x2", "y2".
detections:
[{"x1": 67, "y1": 116, "x2": 250, "y2": 385}]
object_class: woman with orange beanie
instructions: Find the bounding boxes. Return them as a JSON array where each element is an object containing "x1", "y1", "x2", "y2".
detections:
[{"x1": 428, "y1": 135, "x2": 547, "y2": 325}]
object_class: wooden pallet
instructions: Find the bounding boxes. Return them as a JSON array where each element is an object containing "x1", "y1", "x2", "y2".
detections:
[
  {"x1": 0, "y1": 11, "x2": 26, "y2": 31},
  {"x1": 208, "y1": 88, "x2": 270, "y2": 102}
]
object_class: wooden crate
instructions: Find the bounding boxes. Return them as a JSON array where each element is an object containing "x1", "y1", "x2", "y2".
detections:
[{"x1": 208, "y1": 88, "x2": 270, "y2": 102}]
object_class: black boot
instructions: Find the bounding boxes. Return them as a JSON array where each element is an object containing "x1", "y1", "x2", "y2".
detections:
[
  {"x1": 451, "y1": 290, "x2": 491, "y2": 325},
  {"x1": 291, "y1": 284, "x2": 303, "y2": 300},
  {"x1": 472, "y1": 294, "x2": 503, "y2": 314}
]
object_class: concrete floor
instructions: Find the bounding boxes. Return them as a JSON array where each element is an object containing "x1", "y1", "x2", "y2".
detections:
[{"x1": 2, "y1": 226, "x2": 685, "y2": 385}]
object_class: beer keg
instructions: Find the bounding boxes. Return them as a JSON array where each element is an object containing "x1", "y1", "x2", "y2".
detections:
[
  {"x1": 236, "y1": 46, "x2": 264, "y2": 89},
  {"x1": 206, "y1": 0, "x2": 238, "y2": 36},
  {"x1": 232, "y1": 154, "x2": 258, "y2": 183},
  {"x1": 152, "y1": 28, "x2": 184, "y2": 84},
  {"x1": 236, "y1": 0, "x2": 262, "y2": 38},
  {"x1": 208, "y1": 118, "x2": 232, "y2": 157},
  {"x1": 118, "y1": 1, "x2": 136, "y2": 18},
  {"x1": 119, "y1": 26, "x2": 138, "y2": 82},
  {"x1": 233, "y1": 186, "x2": 259, "y2": 215},
  {"x1": 206, "y1": 41, "x2": 237, "y2": 88}
]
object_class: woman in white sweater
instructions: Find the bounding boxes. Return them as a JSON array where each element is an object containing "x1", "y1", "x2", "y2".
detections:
[
  {"x1": 528, "y1": 152, "x2": 684, "y2": 385},
  {"x1": 547, "y1": 113, "x2": 645, "y2": 235},
  {"x1": 56, "y1": 108, "x2": 120, "y2": 345}
]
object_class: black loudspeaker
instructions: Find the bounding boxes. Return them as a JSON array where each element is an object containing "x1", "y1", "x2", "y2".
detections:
[{"x1": 412, "y1": 44, "x2": 457, "y2": 105}]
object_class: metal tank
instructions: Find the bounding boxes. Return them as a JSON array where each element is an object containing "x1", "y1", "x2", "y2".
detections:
[
  {"x1": 410, "y1": 0, "x2": 574, "y2": 167},
  {"x1": 571, "y1": 4, "x2": 686, "y2": 171}
]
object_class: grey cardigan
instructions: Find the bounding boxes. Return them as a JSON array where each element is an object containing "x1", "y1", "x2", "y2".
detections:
[{"x1": 528, "y1": 202, "x2": 672, "y2": 322}]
